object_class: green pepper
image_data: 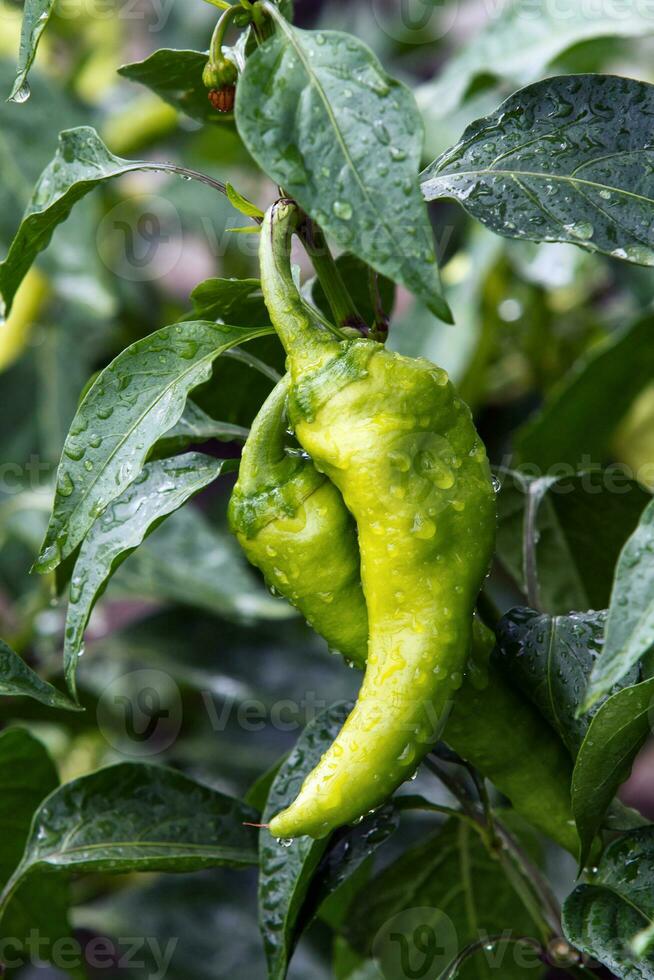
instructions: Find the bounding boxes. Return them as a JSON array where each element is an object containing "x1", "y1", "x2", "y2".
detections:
[
  {"x1": 230, "y1": 385, "x2": 578, "y2": 853},
  {"x1": 228, "y1": 375, "x2": 367, "y2": 668},
  {"x1": 256, "y1": 200, "x2": 496, "y2": 839}
]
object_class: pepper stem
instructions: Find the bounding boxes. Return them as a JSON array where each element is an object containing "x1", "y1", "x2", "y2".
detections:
[
  {"x1": 209, "y1": 3, "x2": 240, "y2": 66},
  {"x1": 297, "y1": 216, "x2": 366, "y2": 332},
  {"x1": 260, "y1": 201, "x2": 340, "y2": 374}
]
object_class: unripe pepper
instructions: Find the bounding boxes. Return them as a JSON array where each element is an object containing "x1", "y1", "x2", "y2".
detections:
[
  {"x1": 230, "y1": 388, "x2": 578, "y2": 854},
  {"x1": 228, "y1": 375, "x2": 367, "y2": 667},
  {"x1": 260, "y1": 201, "x2": 497, "y2": 839}
]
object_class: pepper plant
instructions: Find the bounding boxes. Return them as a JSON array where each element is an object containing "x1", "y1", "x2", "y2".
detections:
[{"x1": 1, "y1": 1, "x2": 654, "y2": 978}]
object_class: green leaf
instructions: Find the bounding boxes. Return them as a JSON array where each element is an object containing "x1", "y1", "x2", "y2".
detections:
[
  {"x1": 226, "y1": 182, "x2": 264, "y2": 220},
  {"x1": 186, "y1": 276, "x2": 268, "y2": 325},
  {"x1": 516, "y1": 311, "x2": 654, "y2": 470},
  {"x1": 572, "y1": 678, "x2": 654, "y2": 867},
  {"x1": 63, "y1": 453, "x2": 235, "y2": 698},
  {"x1": 0, "y1": 638, "x2": 81, "y2": 712},
  {"x1": 0, "y1": 126, "x2": 226, "y2": 318},
  {"x1": 415, "y1": 0, "x2": 654, "y2": 121},
  {"x1": 496, "y1": 470, "x2": 650, "y2": 614},
  {"x1": 111, "y1": 505, "x2": 292, "y2": 622},
  {"x1": 346, "y1": 821, "x2": 545, "y2": 980},
  {"x1": 309, "y1": 253, "x2": 395, "y2": 330},
  {"x1": 583, "y1": 499, "x2": 654, "y2": 708},
  {"x1": 7, "y1": 0, "x2": 56, "y2": 103},
  {"x1": 563, "y1": 828, "x2": 654, "y2": 978},
  {"x1": 494, "y1": 607, "x2": 639, "y2": 759},
  {"x1": 259, "y1": 701, "x2": 351, "y2": 980},
  {"x1": 152, "y1": 400, "x2": 248, "y2": 458},
  {"x1": 0, "y1": 127, "x2": 143, "y2": 317},
  {"x1": 235, "y1": 18, "x2": 450, "y2": 322},
  {"x1": 0, "y1": 762, "x2": 259, "y2": 921},
  {"x1": 119, "y1": 49, "x2": 231, "y2": 126},
  {"x1": 0, "y1": 729, "x2": 71, "y2": 961},
  {"x1": 421, "y1": 75, "x2": 654, "y2": 265},
  {"x1": 35, "y1": 319, "x2": 271, "y2": 574}
]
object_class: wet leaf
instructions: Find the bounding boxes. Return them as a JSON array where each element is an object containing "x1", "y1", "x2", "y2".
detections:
[
  {"x1": 572, "y1": 678, "x2": 654, "y2": 867},
  {"x1": 0, "y1": 126, "x2": 226, "y2": 317},
  {"x1": 0, "y1": 638, "x2": 80, "y2": 712},
  {"x1": 236, "y1": 18, "x2": 449, "y2": 321},
  {"x1": 63, "y1": 454, "x2": 236, "y2": 698},
  {"x1": 35, "y1": 319, "x2": 271, "y2": 574},
  {"x1": 7, "y1": 0, "x2": 56, "y2": 103},
  {"x1": 422, "y1": 75, "x2": 654, "y2": 265},
  {"x1": 563, "y1": 828, "x2": 654, "y2": 977},
  {"x1": 259, "y1": 702, "x2": 351, "y2": 980},
  {"x1": 494, "y1": 607, "x2": 639, "y2": 758},
  {"x1": 583, "y1": 499, "x2": 654, "y2": 708},
  {"x1": 0, "y1": 763, "x2": 259, "y2": 922}
]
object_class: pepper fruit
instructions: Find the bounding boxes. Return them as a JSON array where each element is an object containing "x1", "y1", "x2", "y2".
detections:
[
  {"x1": 228, "y1": 375, "x2": 368, "y2": 667},
  {"x1": 230, "y1": 382, "x2": 578, "y2": 854},
  {"x1": 256, "y1": 200, "x2": 496, "y2": 839}
]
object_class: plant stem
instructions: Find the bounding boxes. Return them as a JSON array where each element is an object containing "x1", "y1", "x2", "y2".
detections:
[
  {"x1": 297, "y1": 215, "x2": 366, "y2": 332},
  {"x1": 209, "y1": 3, "x2": 241, "y2": 66}
]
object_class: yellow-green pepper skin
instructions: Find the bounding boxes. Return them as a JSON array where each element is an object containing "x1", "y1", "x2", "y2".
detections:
[
  {"x1": 230, "y1": 348, "x2": 577, "y2": 852},
  {"x1": 261, "y1": 201, "x2": 496, "y2": 839},
  {"x1": 228, "y1": 375, "x2": 367, "y2": 667}
]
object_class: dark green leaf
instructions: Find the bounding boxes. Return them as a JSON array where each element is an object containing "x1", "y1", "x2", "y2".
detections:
[
  {"x1": 495, "y1": 469, "x2": 650, "y2": 614},
  {"x1": 421, "y1": 76, "x2": 654, "y2": 264},
  {"x1": 494, "y1": 607, "x2": 640, "y2": 758},
  {"x1": 516, "y1": 312, "x2": 654, "y2": 470},
  {"x1": 563, "y1": 828, "x2": 654, "y2": 978},
  {"x1": 236, "y1": 19, "x2": 449, "y2": 321},
  {"x1": 346, "y1": 821, "x2": 544, "y2": 980},
  {"x1": 111, "y1": 505, "x2": 292, "y2": 622},
  {"x1": 63, "y1": 454, "x2": 235, "y2": 698},
  {"x1": 119, "y1": 49, "x2": 231, "y2": 126},
  {"x1": 0, "y1": 638, "x2": 80, "y2": 712},
  {"x1": 572, "y1": 678, "x2": 654, "y2": 866},
  {"x1": 0, "y1": 729, "x2": 71, "y2": 959},
  {"x1": 7, "y1": 0, "x2": 56, "y2": 102},
  {"x1": 186, "y1": 276, "x2": 269, "y2": 325},
  {"x1": 259, "y1": 701, "x2": 351, "y2": 980},
  {"x1": 0, "y1": 762, "x2": 259, "y2": 920},
  {"x1": 35, "y1": 319, "x2": 271, "y2": 574},
  {"x1": 310, "y1": 253, "x2": 395, "y2": 329},
  {"x1": 415, "y1": 1, "x2": 654, "y2": 120},
  {"x1": 583, "y1": 498, "x2": 654, "y2": 708},
  {"x1": 302, "y1": 804, "x2": 397, "y2": 931},
  {"x1": 152, "y1": 400, "x2": 248, "y2": 458}
]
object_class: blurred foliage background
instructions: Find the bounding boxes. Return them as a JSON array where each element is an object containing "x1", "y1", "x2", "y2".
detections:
[{"x1": 2, "y1": 0, "x2": 654, "y2": 976}]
